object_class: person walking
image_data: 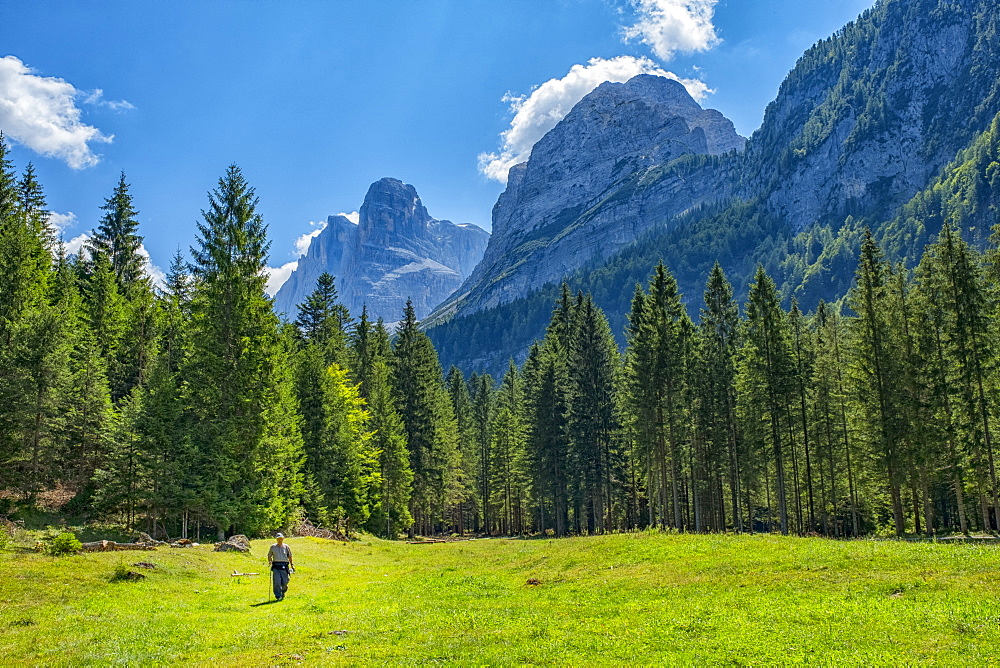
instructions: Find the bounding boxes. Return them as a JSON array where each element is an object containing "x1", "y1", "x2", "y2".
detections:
[{"x1": 267, "y1": 533, "x2": 294, "y2": 601}]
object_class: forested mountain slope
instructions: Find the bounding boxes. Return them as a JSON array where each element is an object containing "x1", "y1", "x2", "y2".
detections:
[{"x1": 428, "y1": 0, "x2": 1000, "y2": 375}]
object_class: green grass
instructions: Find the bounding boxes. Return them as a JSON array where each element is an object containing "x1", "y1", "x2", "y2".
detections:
[{"x1": 1, "y1": 532, "x2": 999, "y2": 665}]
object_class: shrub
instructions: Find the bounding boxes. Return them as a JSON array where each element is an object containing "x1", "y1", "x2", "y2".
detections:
[{"x1": 45, "y1": 532, "x2": 82, "y2": 556}]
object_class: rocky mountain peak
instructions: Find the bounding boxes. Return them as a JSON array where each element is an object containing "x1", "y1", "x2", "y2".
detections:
[
  {"x1": 273, "y1": 178, "x2": 489, "y2": 322},
  {"x1": 358, "y1": 177, "x2": 432, "y2": 245},
  {"x1": 426, "y1": 73, "x2": 745, "y2": 324}
]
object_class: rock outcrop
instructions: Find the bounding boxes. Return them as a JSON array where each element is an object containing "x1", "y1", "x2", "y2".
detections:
[
  {"x1": 274, "y1": 178, "x2": 489, "y2": 322},
  {"x1": 741, "y1": 0, "x2": 1000, "y2": 231},
  {"x1": 213, "y1": 534, "x2": 251, "y2": 553},
  {"x1": 426, "y1": 74, "x2": 744, "y2": 324}
]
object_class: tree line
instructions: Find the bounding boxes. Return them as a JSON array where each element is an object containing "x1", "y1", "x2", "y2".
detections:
[{"x1": 3, "y1": 137, "x2": 999, "y2": 538}]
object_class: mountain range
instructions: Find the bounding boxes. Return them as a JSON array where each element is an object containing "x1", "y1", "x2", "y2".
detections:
[{"x1": 425, "y1": 0, "x2": 1000, "y2": 375}]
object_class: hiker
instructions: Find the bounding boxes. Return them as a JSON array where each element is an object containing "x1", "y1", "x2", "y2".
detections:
[{"x1": 267, "y1": 532, "x2": 294, "y2": 601}]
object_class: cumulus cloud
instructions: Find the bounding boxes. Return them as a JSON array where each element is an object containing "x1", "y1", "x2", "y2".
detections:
[
  {"x1": 623, "y1": 0, "x2": 721, "y2": 62},
  {"x1": 63, "y1": 232, "x2": 90, "y2": 257},
  {"x1": 47, "y1": 211, "x2": 77, "y2": 233},
  {"x1": 0, "y1": 55, "x2": 125, "y2": 169},
  {"x1": 294, "y1": 220, "x2": 327, "y2": 256},
  {"x1": 265, "y1": 217, "x2": 338, "y2": 297},
  {"x1": 137, "y1": 245, "x2": 167, "y2": 289},
  {"x1": 478, "y1": 56, "x2": 712, "y2": 183},
  {"x1": 337, "y1": 211, "x2": 360, "y2": 225},
  {"x1": 265, "y1": 261, "x2": 298, "y2": 297}
]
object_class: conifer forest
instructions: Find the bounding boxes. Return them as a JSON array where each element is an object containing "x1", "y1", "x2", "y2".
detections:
[{"x1": 5, "y1": 137, "x2": 1000, "y2": 542}]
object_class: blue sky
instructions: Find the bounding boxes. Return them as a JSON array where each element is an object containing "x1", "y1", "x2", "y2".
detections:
[{"x1": 0, "y1": 0, "x2": 873, "y2": 291}]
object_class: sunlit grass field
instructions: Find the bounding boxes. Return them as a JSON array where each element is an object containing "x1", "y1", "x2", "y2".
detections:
[{"x1": 1, "y1": 532, "x2": 998, "y2": 665}]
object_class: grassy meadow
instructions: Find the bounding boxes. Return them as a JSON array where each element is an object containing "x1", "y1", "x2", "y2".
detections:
[{"x1": 1, "y1": 532, "x2": 998, "y2": 665}]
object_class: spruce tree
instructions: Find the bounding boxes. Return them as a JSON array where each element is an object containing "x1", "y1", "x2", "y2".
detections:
[
  {"x1": 186, "y1": 165, "x2": 304, "y2": 536},
  {"x1": 86, "y1": 172, "x2": 144, "y2": 289},
  {"x1": 470, "y1": 371, "x2": 495, "y2": 532},
  {"x1": 364, "y1": 350, "x2": 414, "y2": 538},
  {"x1": 447, "y1": 365, "x2": 479, "y2": 534},
  {"x1": 916, "y1": 223, "x2": 998, "y2": 531},
  {"x1": 847, "y1": 230, "x2": 908, "y2": 536},
  {"x1": 697, "y1": 263, "x2": 742, "y2": 531},
  {"x1": 739, "y1": 265, "x2": 795, "y2": 534},
  {"x1": 391, "y1": 300, "x2": 461, "y2": 535},
  {"x1": 489, "y1": 361, "x2": 529, "y2": 535},
  {"x1": 566, "y1": 295, "x2": 620, "y2": 534}
]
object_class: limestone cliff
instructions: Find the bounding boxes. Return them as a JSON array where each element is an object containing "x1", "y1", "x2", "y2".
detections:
[
  {"x1": 426, "y1": 74, "x2": 745, "y2": 324},
  {"x1": 274, "y1": 178, "x2": 489, "y2": 322}
]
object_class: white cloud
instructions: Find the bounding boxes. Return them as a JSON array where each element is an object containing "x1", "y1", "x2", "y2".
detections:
[
  {"x1": 266, "y1": 217, "x2": 335, "y2": 297},
  {"x1": 64, "y1": 232, "x2": 90, "y2": 257},
  {"x1": 623, "y1": 0, "x2": 721, "y2": 62},
  {"x1": 83, "y1": 89, "x2": 135, "y2": 112},
  {"x1": 47, "y1": 211, "x2": 77, "y2": 233},
  {"x1": 0, "y1": 55, "x2": 119, "y2": 169},
  {"x1": 136, "y1": 245, "x2": 167, "y2": 289},
  {"x1": 265, "y1": 261, "x2": 298, "y2": 297},
  {"x1": 294, "y1": 220, "x2": 327, "y2": 256},
  {"x1": 478, "y1": 56, "x2": 712, "y2": 183},
  {"x1": 337, "y1": 211, "x2": 360, "y2": 225}
]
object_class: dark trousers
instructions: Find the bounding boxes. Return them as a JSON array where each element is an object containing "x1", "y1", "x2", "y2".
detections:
[{"x1": 271, "y1": 564, "x2": 289, "y2": 599}]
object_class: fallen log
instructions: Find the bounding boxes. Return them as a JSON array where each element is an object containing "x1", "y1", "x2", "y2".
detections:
[{"x1": 81, "y1": 540, "x2": 157, "y2": 552}]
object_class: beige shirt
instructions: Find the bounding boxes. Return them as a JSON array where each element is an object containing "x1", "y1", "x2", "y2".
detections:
[{"x1": 267, "y1": 543, "x2": 292, "y2": 564}]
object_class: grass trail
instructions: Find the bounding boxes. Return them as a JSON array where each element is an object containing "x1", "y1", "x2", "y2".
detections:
[{"x1": 1, "y1": 533, "x2": 998, "y2": 665}]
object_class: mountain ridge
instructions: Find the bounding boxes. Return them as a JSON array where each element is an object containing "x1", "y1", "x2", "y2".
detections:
[{"x1": 426, "y1": 0, "x2": 1000, "y2": 375}]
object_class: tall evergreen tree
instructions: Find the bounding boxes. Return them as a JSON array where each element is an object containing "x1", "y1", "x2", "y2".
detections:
[
  {"x1": 739, "y1": 265, "x2": 795, "y2": 534},
  {"x1": 469, "y1": 371, "x2": 496, "y2": 532},
  {"x1": 392, "y1": 300, "x2": 461, "y2": 535},
  {"x1": 364, "y1": 346, "x2": 414, "y2": 538},
  {"x1": 847, "y1": 230, "x2": 908, "y2": 536},
  {"x1": 489, "y1": 361, "x2": 529, "y2": 535},
  {"x1": 86, "y1": 172, "x2": 144, "y2": 289},
  {"x1": 185, "y1": 165, "x2": 304, "y2": 536},
  {"x1": 696, "y1": 263, "x2": 742, "y2": 531},
  {"x1": 915, "y1": 223, "x2": 998, "y2": 531},
  {"x1": 447, "y1": 365, "x2": 479, "y2": 533}
]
